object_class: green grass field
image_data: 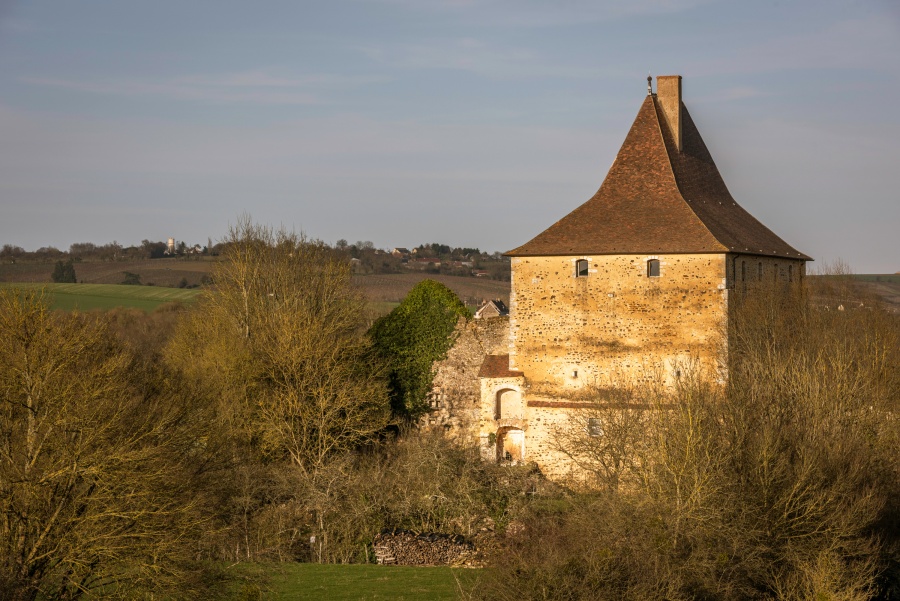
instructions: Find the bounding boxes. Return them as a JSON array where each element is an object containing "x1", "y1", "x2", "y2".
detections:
[
  {"x1": 0, "y1": 283, "x2": 201, "y2": 312},
  {"x1": 222, "y1": 563, "x2": 483, "y2": 600}
]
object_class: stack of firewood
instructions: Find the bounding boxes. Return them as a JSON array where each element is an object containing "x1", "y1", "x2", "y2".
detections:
[{"x1": 373, "y1": 529, "x2": 477, "y2": 566}]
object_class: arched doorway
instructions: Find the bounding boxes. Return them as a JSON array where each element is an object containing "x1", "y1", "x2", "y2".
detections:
[
  {"x1": 494, "y1": 388, "x2": 524, "y2": 420},
  {"x1": 496, "y1": 427, "x2": 525, "y2": 464}
]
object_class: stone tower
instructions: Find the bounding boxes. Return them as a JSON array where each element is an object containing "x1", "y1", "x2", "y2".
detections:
[{"x1": 477, "y1": 75, "x2": 810, "y2": 477}]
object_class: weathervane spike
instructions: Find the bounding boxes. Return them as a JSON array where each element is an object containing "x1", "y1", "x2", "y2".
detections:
[{"x1": 647, "y1": 72, "x2": 653, "y2": 96}]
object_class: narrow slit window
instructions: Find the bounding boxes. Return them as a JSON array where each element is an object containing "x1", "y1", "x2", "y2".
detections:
[
  {"x1": 758, "y1": 262, "x2": 763, "y2": 280},
  {"x1": 788, "y1": 264, "x2": 793, "y2": 282},
  {"x1": 576, "y1": 259, "x2": 589, "y2": 277},
  {"x1": 647, "y1": 259, "x2": 660, "y2": 277}
]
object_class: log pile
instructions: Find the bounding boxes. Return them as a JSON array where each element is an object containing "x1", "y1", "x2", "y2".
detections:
[{"x1": 373, "y1": 529, "x2": 479, "y2": 567}]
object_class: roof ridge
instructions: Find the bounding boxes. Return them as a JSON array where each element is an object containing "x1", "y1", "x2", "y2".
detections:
[
  {"x1": 664, "y1": 101, "x2": 812, "y2": 261},
  {"x1": 649, "y1": 95, "x2": 725, "y2": 253}
]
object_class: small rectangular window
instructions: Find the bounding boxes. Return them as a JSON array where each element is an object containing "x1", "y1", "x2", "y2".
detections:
[
  {"x1": 647, "y1": 259, "x2": 660, "y2": 277},
  {"x1": 587, "y1": 418, "x2": 603, "y2": 437},
  {"x1": 576, "y1": 259, "x2": 589, "y2": 277}
]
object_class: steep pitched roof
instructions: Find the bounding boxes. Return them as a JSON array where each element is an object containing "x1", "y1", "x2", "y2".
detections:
[
  {"x1": 506, "y1": 84, "x2": 811, "y2": 261},
  {"x1": 475, "y1": 299, "x2": 509, "y2": 319}
]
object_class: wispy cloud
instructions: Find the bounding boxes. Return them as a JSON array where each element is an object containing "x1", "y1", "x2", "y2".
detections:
[
  {"x1": 692, "y1": 86, "x2": 768, "y2": 104},
  {"x1": 22, "y1": 70, "x2": 388, "y2": 106},
  {"x1": 695, "y1": 16, "x2": 900, "y2": 77},
  {"x1": 359, "y1": 37, "x2": 602, "y2": 79},
  {"x1": 0, "y1": 16, "x2": 43, "y2": 34},
  {"x1": 359, "y1": 0, "x2": 714, "y2": 27}
]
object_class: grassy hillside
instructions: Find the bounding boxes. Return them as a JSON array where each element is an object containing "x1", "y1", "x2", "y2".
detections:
[
  {"x1": 0, "y1": 283, "x2": 200, "y2": 312},
  {"x1": 0, "y1": 257, "x2": 215, "y2": 288},
  {"x1": 0, "y1": 275, "x2": 506, "y2": 316},
  {"x1": 809, "y1": 274, "x2": 900, "y2": 312},
  {"x1": 851, "y1": 274, "x2": 900, "y2": 309},
  {"x1": 0, "y1": 275, "x2": 507, "y2": 315},
  {"x1": 0, "y1": 260, "x2": 509, "y2": 309}
]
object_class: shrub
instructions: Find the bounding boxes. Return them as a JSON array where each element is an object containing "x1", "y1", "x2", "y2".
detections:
[
  {"x1": 50, "y1": 259, "x2": 76, "y2": 283},
  {"x1": 369, "y1": 280, "x2": 470, "y2": 420}
]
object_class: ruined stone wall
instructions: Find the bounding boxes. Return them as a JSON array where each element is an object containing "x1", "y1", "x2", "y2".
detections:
[
  {"x1": 508, "y1": 253, "x2": 729, "y2": 391},
  {"x1": 422, "y1": 317, "x2": 509, "y2": 443}
]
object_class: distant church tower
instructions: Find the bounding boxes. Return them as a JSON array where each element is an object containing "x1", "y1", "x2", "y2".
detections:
[{"x1": 477, "y1": 75, "x2": 810, "y2": 476}]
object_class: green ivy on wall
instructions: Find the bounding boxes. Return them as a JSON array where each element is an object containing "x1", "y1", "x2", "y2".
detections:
[{"x1": 369, "y1": 280, "x2": 470, "y2": 421}]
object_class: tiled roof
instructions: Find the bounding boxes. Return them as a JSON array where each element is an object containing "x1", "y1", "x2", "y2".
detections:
[
  {"x1": 506, "y1": 89, "x2": 811, "y2": 261},
  {"x1": 478, "y1": 354, "x2": 522, "y2": 378},
  {"x1": 475, "y1": 299, "x2": 509, "y2": 319}
]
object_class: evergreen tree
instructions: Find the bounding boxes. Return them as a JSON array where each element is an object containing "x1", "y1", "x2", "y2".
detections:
[{"x1": 50, "y1": 259, "x2": 76, "y2": 283}]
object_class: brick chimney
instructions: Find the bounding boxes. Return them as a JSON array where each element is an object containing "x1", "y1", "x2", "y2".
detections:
[{"x1": 656, "y1": 75, "x2": 682, "y2": 152}]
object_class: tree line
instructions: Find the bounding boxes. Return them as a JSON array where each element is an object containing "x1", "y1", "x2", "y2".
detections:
[
  {"x1": 2, "y1": 237, "x2": 512, "y2": 281},
  {"x1": 1, "y1": 240, "x2": 212, "y2": 263}
]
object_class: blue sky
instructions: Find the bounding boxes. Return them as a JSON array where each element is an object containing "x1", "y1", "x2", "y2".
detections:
[{"x1": 1, "y1": 0, "x2": 898, "y2": 272}]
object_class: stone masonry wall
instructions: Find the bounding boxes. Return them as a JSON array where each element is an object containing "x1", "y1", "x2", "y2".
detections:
[
  {"x1": 509, "y1": 253, "x2": 729, "y2": 390},
  {"x1": 435, "y1": 253, "x2": 808, "y2": 482},
  {"x1": 727, "y1": 253, "x2": 806, "y2": 293},
  {"x1": 421, "y1": 317, "x2": 509, "y2": 443}
]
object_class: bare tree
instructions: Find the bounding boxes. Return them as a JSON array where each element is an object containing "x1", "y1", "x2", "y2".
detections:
[
  {"x1": 167, "y1": 216, "x2": 390, "y2": 474},
  {"x1": 0, "y1": 290, "x2": 209, "y2": 600},
  {"x1": 550, "y1": 383, "x2": 651, "y2": 491},
  {"x1": 477, "y1": 281, "x2": 899, "y2": 600}
]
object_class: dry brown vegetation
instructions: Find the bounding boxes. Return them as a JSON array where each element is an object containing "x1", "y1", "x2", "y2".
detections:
[
  {"x1": 3, "y1": 239, "x2": 897, "y2": 600},
  {"x1": 0, "y1": 291, "x2": 215, "y2": 600},
  {"x1": 155, "y1": 220, "x2": 533, "y2": 572},
  {"x1": 0, "y1": 224, "x2": 526, "y2": 599},
  {"x1": 472, "y1": 280, "x2": 900, "y2": 601}
]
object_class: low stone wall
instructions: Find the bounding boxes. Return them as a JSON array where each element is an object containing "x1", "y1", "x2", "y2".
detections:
[{"x1": 373, "y1": 530, "x2": 478, "y2": 567}]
